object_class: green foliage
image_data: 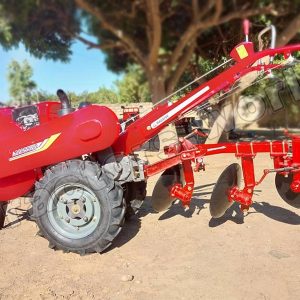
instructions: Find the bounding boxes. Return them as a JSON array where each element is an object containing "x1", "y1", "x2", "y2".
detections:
[
  {"x1": 85, "y1": 88, "x2": 119, "y2": 104},
  {"x1": 35, "y1": 64, "x2": 150, "y2": 105},
  {"x1": 115, "y1": 65, "x2": 151, "y2": 103},
  {"x1": 0, "y1": 4, "x2": 12, "y2": 43},
  {"x1": 1, "y1": 1, "x2": 299, "y2": 70},
  {"x1": 7, "y1": 59, "x2": 36, "y2": 105},
  {"x1": 242, "y1": 64, "x2": 300, "y2": 128},
  {"x1": 0, "y1": 0, "x2": 78, "y2": 61}
]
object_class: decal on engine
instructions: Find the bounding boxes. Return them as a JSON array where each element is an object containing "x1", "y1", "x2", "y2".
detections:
[
  {"x1": 150, "y1": 86, "x2": 210, "y2": 129},
  {"x1": 9, "y1": 133, "x2": 61, "y2": 161}
]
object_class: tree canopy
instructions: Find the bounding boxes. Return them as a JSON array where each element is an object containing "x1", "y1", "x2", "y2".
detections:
[
  {"x1": 7, "y1": 59, "x2": 36, "y2": 105},
  {"x1": 1, "y1": 0, "x2": 300, "y2": 104}
]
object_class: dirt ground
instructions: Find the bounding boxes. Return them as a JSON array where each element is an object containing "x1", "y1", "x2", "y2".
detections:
[{"x1": 0, "y1": 153, "x2": 300, "y2": 300}]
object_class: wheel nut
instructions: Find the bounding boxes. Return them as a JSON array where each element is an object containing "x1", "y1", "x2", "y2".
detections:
[
  {"x1": 81, "y1": 197, "x2": 86, "y2": 203},
  {"x1": 83, "y1": 217, "x2": 88, "y2": 222},
  {"x1": 65, "y1": 217, "x2": 70, "y2": 223}
]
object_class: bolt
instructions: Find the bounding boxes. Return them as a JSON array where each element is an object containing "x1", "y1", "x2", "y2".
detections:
[
  {"x1": 247, "y1": 188, "x2": 252, "y2": 194},
  {"x1": 65, "y1": 217, "x2": 70, "y2": 223},
  {"x1": 81, "y1": 197, "x2": 86, "y2": 203},
  {"x1": 83, "y1": 216, "x2": 88, "y2": 222},
  {"x1": 93, "y1": 216, "x2": 97, "y2": 222},
  {"x1": 187, "y1": 186, "x2": 192, "y2": 191}
]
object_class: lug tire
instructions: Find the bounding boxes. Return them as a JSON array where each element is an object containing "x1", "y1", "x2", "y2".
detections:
[{"x1": 33, "y1": 160, "x2": 125, "y2": 254}]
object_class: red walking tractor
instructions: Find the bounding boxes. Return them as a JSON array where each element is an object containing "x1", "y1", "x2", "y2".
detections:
[{"x1": 0, "y1": 21, "x2": 299, "y2": 254}]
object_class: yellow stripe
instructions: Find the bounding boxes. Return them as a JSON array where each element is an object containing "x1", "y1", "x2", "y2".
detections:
[{"x1": 10, "y1": 133, "x2": 61, "y2": 161}]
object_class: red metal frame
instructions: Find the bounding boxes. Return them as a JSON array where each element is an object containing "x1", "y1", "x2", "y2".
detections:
[{"x1": 145, "y1": 135, "x2": 299, "y2": 211}]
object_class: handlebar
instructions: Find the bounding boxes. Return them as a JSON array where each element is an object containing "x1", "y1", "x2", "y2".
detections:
[
  {"x1": 258, "y1": 25, "x2": 277, "y2": 50},
  {"x1": 243, "y1": 19, "x2": 277, "y2": 50}
]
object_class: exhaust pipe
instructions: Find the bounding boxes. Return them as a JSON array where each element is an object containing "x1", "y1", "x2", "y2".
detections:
[{"x1": 56, "y1": 89, "x2": 75, "y2": 116}]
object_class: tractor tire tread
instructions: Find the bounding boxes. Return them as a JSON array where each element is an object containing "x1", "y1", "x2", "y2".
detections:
[{"x1": 33, "y1": 159, "x2": 125, "y2": 254}]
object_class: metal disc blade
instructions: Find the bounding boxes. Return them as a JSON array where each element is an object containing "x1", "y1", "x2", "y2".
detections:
[
  {"x1": 151, "y1": 165, "x2": 181, "y2": 212},
  {"x1": 275, "y1": 173, "x2": 300, "y2": 208},
  {"x1": 210, "y1": 163, "x2": 242, "y2": 218}
]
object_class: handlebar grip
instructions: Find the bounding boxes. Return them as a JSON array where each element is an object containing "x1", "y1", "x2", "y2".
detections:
[{"x1": 243, "y1": 19, "x2": 250, "y2": 36}]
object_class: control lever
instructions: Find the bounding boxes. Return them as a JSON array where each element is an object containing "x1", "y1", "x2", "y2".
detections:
[{"x1": 243, "y1": 19, "x2": 250, "y2": 42}]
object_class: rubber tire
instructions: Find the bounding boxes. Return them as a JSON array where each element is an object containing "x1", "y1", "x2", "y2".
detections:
[
  {"x1": 124, "y1": 181, "x2": 147, "y2": 219},
  {"x1": 32, "y1": 160, "x2": 125, "y2": 254},
  {"x1": 0, "y1": 202, "x2": 8, "y2": 230}
]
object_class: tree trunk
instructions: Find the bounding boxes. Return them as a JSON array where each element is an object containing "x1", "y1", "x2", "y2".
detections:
[
  {"x1": 149, "y1": 71, "x2": 167, "y2": 104},
  {"x1": 148, "y1": 71, "x2": 178, "y2": 154}
]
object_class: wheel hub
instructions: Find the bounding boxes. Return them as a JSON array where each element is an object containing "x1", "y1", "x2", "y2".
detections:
[{"x1": 47, "y1": 184, "x2": 101, "y2": 239}]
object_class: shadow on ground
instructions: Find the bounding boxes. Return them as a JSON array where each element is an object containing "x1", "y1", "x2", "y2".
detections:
[
  {"x1": 252, "y1": 201, "x2": 300, "y2": 225},
  {"x1": 3, "y1": 207, "x2": 32, "y2": 229},
  {"x1": 106, "y1": 215, "x2": 142, "y2": 252},
  {"x1": 137, "y1": 183, "x2": 215, "y2": 221}
]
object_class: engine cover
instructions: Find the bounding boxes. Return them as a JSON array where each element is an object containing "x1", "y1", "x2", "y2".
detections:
[{"x1": 0, "y1": 105, "x2": 120, "y2": 200}]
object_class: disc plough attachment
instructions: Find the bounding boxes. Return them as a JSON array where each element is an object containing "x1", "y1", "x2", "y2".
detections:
[
  {"x1": 275, "y1": 173, "x2": 300, "y2": 209},
  {"x1": 151, "y1": 165, "x2": 183, "y2": 212},
  {"x1": 210, "y1": 163, "x2": 242, "y2": 218},
  {"x1": 146, "y1": 133, "x2": 300, "y2": 217}
]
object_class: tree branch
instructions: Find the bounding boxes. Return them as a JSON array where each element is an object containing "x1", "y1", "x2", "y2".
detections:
[
  {"x1": 76, "y1": 35, "x2": 119, "y2": 50},
  {"x1": 192, "y1": 0, "x2": 199, "y2": 22},
  {"x1": 212, "y1": 5, "x2": 278, "y2": 26},
  {"x1": 166, "y1": 40, "x2": 197, "y2": 94},
  {"x1": 213, "y1": 0, "x2": 223, "y2": 23},
  {"x1": 165, "y1": 23, "x2": 197, "y2": 76},
  {"x1": 75, "y1": 0, "x2": 146, "y2": 67},
  {"x1": 198, "y1": 0, "x2": 216, "y2": 20},
  {"x1": 165, "y1": 4, "x2": 279, "y2": 87},
  {"x1": 276, "y1": 14, "x2": 300, "y2": 46},
  {"x1": 146, "y1": 0, "x2": 162, "y2": 68}
]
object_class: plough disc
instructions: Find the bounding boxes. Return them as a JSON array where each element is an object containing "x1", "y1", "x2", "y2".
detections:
[
  {"x1": 151, "y1": 165, "x2": 182, "y2": 212},
  {"x1": 210, "y1": 163, "x2": 242, "y2": 218},
  {"x1": 275, "y1": 173, "x2": 300, "y2": 208}
]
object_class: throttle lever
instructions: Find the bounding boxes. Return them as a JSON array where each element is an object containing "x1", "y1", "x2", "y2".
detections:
[{"x1": 243, "y1": 19, "x2": 250, "y2": 42}]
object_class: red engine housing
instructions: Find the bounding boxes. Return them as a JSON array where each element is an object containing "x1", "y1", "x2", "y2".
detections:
[{"x1": 0, "y1": 102, "x2": 120, "y2": 201}]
